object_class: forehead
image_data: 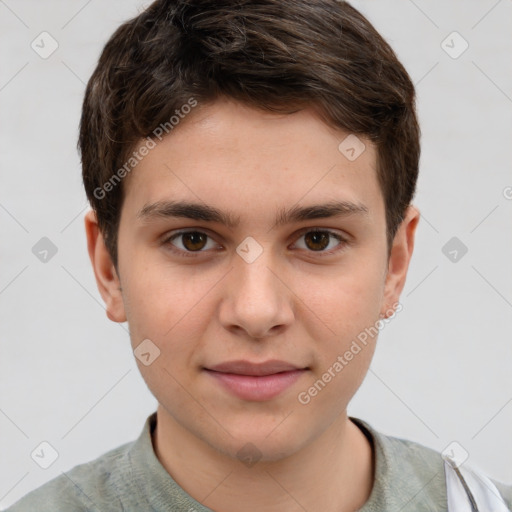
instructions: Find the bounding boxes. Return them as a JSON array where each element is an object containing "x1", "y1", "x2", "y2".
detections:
[{"x1": 122, "y1": 98, "x2": 382, "y2": 225}]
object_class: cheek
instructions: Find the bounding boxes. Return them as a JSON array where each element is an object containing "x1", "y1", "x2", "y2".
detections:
[
  {"x1": 295, "y1": 270, "x2": 382, "y2": 411},
  {"x1": 294, "y1": 260, "x2": 385, "y2": 338},
  {"x1": 291, "y1": 257, "x2": 385, "y2": 399},
  {"x1": 123, "y1": 261, "x2": 218, "y2": 361},
  {"x1": 124, "y1": 267, "x2": 212, "y2": 406}
]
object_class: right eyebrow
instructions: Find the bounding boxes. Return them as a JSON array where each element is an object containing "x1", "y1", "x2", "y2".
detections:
[{"x1": 137, "y1": 200, "x2": 241, "y2": 228}]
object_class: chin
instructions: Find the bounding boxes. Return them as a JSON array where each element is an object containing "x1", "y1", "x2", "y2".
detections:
[{"x1": 209, "y1": 418, "x2": 316, "y2": 463}]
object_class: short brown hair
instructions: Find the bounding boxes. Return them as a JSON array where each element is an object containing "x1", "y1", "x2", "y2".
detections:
[{"x1": 79, "y1": 0, "x2": 420, "y2": 270}]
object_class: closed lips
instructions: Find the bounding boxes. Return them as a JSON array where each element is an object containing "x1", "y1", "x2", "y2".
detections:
[{"x1": 205, "y1": 359, "x2": 307, "y2": 376}]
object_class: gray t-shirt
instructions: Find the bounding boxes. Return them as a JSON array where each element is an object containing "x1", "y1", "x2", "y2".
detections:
[{"x1": 4, "y1": 412, "x2": 511, "y2": 511}]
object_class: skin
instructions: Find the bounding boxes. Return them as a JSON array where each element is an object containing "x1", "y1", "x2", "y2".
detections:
[{"x1": 85, "y1": 96, "x2": 419, "y2": 512}]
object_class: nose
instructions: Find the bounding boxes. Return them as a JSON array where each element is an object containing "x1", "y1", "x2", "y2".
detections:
[{"x1": 218, "y1": 246, "x2": 295, "y2": 340}]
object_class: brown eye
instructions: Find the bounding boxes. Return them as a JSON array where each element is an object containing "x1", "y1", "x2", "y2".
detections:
[
  {"x1": 181, "y1": 232, "x2": 208, "y2": 251},
  {"x1": 165, "y1": 230, "x2": 217, "y2": 256},
  {"x1": 293, "y1": 229, "x2": 347, "y2": 255},
  {"x1": 304, "y1": 231, "x2": 330, "y2": 251}
]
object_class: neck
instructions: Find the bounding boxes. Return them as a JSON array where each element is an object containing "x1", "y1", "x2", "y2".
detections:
[{"x1": 152, "y1": 406, "x2": 374, "y2": 512}]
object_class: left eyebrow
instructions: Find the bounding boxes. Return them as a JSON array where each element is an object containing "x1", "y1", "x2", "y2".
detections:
[
  {"x1": 273, "y1": 200, "x2": 369, "y2": 229},
  {"x1": 137, "y1": 199, "x2": 369, "y2": 230}
]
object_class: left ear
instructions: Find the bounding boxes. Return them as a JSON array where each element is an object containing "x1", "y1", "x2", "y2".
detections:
[{"x1": 381, "y1": 205, "x2": 420, "y2": 317}]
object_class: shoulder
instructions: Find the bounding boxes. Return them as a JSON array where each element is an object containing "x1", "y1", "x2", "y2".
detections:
[
  {"x1": 351, "y1": 418, "x2": 449, "y2": 511},
  {"x1": 384, "y1": 433, "x2": 512, "y2": 510},
  {"x1": 491, "y1": 479, "x2": 512, "y2": 510},
  {"x1": 351, "y1": 417, "x2": 512, "y2": 511},
  {"x1": 3, "y1": 439, "x2": 135, "y2": 512}
]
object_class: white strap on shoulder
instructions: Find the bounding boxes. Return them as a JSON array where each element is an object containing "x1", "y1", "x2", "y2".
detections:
[{"x1": 444, "y1": 460, "x2": 510, "y2": 511}]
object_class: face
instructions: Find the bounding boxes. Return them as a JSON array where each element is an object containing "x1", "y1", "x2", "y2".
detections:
[{"x1": 86, "y1": 97, "x2": 418, "y2": 461}]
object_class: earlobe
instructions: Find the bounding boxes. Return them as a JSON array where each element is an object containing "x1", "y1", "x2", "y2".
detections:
[
  {"x1": 84, "y1": 210, "x2": 127, "y2": 323},
  {"x1": 381, "y1": 205, "x2": 420, "y2": 317}
]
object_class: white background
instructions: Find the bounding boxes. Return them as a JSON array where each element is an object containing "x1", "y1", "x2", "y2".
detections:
[{"x1": 1, "y1": 0, "x2": 511, "y2": 508}]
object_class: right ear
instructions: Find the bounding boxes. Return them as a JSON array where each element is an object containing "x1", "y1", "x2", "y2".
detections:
[{"x1": 84, "y1": 210, "x2": 127, "y2": 323}]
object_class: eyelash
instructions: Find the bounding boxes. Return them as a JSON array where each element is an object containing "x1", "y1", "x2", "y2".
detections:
[{"x1": 162, "y1": 228, "x2": 349, "y2": 258}]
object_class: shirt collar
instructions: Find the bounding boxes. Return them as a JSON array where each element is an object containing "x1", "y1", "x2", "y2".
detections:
[
  {"x1": 350, "y1": 417, "x2": 447, "y2": 511},
  {"x1": 126, "y1": 412, "x2": 446, "y2": 511}
]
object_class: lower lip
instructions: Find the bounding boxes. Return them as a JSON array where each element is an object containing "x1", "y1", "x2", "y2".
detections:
[{"x1": 204, "y1": 369, "x2": 306, "y2": 401}]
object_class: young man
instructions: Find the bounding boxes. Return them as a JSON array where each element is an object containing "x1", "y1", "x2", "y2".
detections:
[{"x1": 6, "y1": 0, "x2": 511, "y2": 511}]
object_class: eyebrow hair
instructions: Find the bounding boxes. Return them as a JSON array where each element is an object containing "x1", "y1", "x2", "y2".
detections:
[{"x1": 137, "y1": 199, "x2": 369, "y2": 230}]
